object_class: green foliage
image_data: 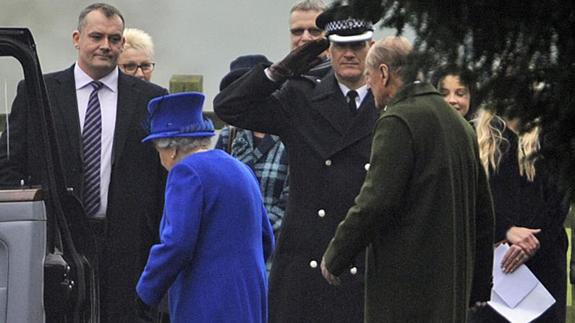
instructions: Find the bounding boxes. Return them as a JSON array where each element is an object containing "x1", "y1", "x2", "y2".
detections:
[{"x1": 346, "y1": 0, "x2": 575, "y2": 200}]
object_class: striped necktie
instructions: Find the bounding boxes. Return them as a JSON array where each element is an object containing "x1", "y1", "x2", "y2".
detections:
[{"x1": 82, "y1": 81, "x2": 104, "y2": 217}]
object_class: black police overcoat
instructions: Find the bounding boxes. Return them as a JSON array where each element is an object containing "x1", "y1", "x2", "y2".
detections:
[{"x1": 214, "y1": 64, "x2": 378, "y2": 323}]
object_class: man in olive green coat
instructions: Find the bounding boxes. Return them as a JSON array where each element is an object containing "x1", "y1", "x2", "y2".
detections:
[{"x1": 321, "y1": 37, "x2": 495, "y2": 322}]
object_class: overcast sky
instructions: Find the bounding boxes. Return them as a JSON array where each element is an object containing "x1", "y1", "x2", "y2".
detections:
[{"x1": 0, "y1": 0, "x2": 411, "y2": 111}]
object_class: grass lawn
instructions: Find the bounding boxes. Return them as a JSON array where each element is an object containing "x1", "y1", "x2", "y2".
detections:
[{"x1": 567, "y1": 217, "x2": 574, "y2": 323}]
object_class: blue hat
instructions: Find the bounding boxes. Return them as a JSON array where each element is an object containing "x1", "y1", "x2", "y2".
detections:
[
  {"x1": 219, "y1": 54, "x2": 272, "y2": 91},
  {"x1": 142, "y1": 92, "x2": 215, "y2": 143}
]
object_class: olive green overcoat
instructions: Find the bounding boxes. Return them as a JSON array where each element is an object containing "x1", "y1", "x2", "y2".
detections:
[{"x1": 324, "y1": 82, "x2": 494, "y2": 323}]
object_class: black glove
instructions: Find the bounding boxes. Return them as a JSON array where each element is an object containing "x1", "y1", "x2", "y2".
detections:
[
  {"x1": 135, "y1": 295, "x2": 155, "y2": 322},
  {"x1": 269, "y1": 38, "x2": 330, "y2": 81}
]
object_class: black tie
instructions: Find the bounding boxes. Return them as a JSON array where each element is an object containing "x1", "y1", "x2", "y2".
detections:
[{"x1": 347, "y1": 90, "x2": 358, "y2": 114}]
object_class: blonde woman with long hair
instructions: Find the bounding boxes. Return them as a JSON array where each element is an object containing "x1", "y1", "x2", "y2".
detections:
[{"x1": 475, "y1": 108, "x2": 569, "y2": 323}]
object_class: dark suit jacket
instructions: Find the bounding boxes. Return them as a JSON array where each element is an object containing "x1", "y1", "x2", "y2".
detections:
[
  {"x1": 214, "y1": 65, "x2": 378, "y2": 323},
  {"x1": 0, "y1": 65, "x2": 167, "y2": 322},
  {"x1": 323, "y1": 82, "x2": 495, "y2": 322}
]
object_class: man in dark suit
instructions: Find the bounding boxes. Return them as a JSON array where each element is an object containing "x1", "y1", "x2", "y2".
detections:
[
  {"x1": 214, "y1": 5, "x2": 377, "y2": 322},
  {"x1": 0, "y1": 3, "x2": 167, "y2": 322},
  {"x1": 321, "y1": 36, "x2": 494, "y2": 322}
]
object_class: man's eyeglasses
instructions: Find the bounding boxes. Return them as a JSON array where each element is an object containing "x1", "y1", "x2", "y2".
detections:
[
  {"x1": 120, "y1": 62, "x2": 155, "y2": 74},
  {"x1": 290, "y1": 27, "x2": 323, "y2": 37}
]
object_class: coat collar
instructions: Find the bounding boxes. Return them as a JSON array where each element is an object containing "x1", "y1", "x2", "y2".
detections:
[
  {"x1": 112, "y1": 71, "x2": 140, "y2": 165},
  {"x1": 387, "y1": 81, "x2": 439, "y2": 107},
  {"x1": 309, "y1": 72, "x2": 355, "y2": 135},
  {"x1": 328, "y1": 92, "x2": 378, "y2": 157},
  {"x1": 51, "y1": 65, "x2": 140, "y2": 166},
  {"x1": 305, "y1": 72, "x2": 379, "y2": 158},
  {"x1": 52, "y1": 65, "x2": 82, "y2": 159},
  {"x1": 233, "y1": 130, "x2": 282, "y2": 165}
]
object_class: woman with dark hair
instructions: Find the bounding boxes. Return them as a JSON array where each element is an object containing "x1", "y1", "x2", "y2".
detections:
[
  {"x1": 432, "y1": 64, "x2": 477, "y2": 120},
  {"x1": 135, "y1": 92, "x2": 274, "y2": 323}
]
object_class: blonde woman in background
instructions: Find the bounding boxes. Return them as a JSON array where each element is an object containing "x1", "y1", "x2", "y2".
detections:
[
  {"x1": 475, "y1": 108, "x2": 569, "y2": 323},
  {"x1": 119, "y1": 28, "x2": 155, "y2": 81}
]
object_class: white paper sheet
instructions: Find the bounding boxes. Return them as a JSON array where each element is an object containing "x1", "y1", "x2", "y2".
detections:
[
  {"x1": 487, "y1": 244, "x2": 555, "y2": 323},
  {"x1": 492, "y1": 244, "x2": 539, "y2": 308}
]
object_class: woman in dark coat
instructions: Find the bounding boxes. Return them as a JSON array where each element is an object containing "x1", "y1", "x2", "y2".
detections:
[{"x1": 476, "y1": 109, "x2": 569, "y2": 322}]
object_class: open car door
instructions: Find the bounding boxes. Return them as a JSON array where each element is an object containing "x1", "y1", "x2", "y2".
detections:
[{"x1": 0, "y1": 28, "x2": 98, "y2": 322}]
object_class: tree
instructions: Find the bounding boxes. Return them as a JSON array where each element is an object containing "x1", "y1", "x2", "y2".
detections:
[{"x1": 348, "y1": 0, "x2": 575, "y2": 200}]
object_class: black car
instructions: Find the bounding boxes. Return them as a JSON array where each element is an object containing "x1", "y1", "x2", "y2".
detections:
[{"x1": 0, "y1": 28, "x2": 97, "y2": 323}]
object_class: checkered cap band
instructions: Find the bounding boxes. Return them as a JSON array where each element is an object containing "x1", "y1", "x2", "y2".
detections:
[{"x1": 325, "y1": 18, "x2": 373, "y2": 36}]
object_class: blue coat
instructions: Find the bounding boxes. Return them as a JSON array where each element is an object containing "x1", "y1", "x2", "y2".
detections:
[{"x1": 137, "y1": 149, "x2": 274, "y2": 323}]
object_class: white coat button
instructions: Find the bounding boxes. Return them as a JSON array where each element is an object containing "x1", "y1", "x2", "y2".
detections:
[
  {"x1": 350, "y1": 267, "x2": 358, "y2": 275},
  {"x1": 309, "y1": 260, "x2": 318, "y2": 268},
  {"x1": 364, "y1": 163, "x2": 370, "y2": 171},
  {"x1": 325, "y1": 159, "x2": 332, "y2": 166},
  {"x1": 318, "y1": 209, "x2": 326, "y2": 218}
]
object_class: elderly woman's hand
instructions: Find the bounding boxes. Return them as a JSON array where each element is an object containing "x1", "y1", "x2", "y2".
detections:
[{"x1": 505, "y1": 226, "x2": 541, "y2": 257}]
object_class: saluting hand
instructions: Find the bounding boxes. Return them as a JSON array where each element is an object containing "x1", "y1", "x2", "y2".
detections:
[{"x1": 269, "y1": 38, "x2": 330, "y2": 82}]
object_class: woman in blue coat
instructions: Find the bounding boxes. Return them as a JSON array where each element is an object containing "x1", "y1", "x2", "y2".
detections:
[{"x1": 135, "y1": 92, "x2": 275, "y2": 323}]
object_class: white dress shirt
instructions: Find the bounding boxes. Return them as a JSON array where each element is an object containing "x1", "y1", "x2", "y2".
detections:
[
  {"x1": 338, "y1": 83, "x2": 369, "y2": 110},
  {"x1": 74, "y1": 63, "x2": 118, "y2": 218}
]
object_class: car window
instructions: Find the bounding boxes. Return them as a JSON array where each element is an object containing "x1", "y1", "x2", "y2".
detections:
[{"x1": 0, "y1": 57, "x2": 23, "y2": 164}]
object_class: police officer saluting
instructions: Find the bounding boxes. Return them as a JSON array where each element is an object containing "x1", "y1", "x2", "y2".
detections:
[{"x1": 214, "y1": 5, "x2": 378, "y2": 322}]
